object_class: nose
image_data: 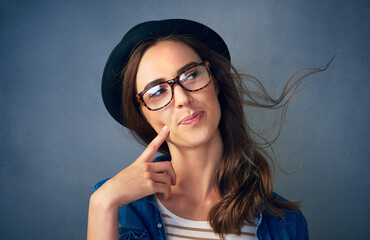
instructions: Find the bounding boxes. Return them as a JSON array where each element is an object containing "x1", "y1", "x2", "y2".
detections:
[{"x1": 172, "y1": 84, "x2": 193, "y2": 108}]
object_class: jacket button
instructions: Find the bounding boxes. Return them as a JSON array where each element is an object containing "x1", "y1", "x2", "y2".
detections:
[{"x1": 157, "y1": 223, "x2": 163, "y2": 228}]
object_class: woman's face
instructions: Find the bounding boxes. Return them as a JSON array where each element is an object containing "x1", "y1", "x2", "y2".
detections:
[{"x1": 136, "y1": 40, "x2": 221, "y2": 148}]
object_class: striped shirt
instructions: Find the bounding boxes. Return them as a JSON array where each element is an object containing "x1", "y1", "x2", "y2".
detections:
[{"x1": 156, "y1": 197, "x2": 258, "y2": 240}]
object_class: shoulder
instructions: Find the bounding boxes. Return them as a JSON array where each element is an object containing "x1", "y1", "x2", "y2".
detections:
[{"x1": 258, "y1": 193, "x2": 309, "y2": 240}]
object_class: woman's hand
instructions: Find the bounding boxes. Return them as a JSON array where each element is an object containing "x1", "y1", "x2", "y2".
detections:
[
  {"x1": 98, "y1": 125, "x2": 176, "y2": 208},
  {"x1": 87, "y1": 125, "x2": 175, "y2": 240}
]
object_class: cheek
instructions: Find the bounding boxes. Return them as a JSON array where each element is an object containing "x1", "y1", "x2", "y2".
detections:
[
  {"x1": 141, "y1": 107, "x2": 172, "y2": 133},
  {"x1": 205, "y1": 85, "x2": 220, "y2": 110},
  {"x1": 206, "y1": 89, "x2": 222, "y2": 126}
]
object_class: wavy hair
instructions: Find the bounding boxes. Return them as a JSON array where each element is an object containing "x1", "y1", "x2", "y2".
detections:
[{"x1": 122, "y1": 35, "x2": 333, "y2": 237}]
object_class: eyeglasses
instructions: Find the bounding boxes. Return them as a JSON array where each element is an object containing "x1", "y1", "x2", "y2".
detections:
[{"x1": 136, "y1": 61, "x2": 212, "y2": 111}]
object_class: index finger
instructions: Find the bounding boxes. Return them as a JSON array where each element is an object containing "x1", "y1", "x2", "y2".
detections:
[{"x1": 137, "y1": 125, "x2": 169, "y2": 162}]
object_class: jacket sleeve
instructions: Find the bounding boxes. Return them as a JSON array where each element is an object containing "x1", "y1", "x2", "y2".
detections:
[{"x1": 92, "y1": 177, "x2": 111, "y2": 193}]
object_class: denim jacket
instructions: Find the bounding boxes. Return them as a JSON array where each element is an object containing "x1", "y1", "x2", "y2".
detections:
[
  {"x1": 94, "y1": 154, "x2": 308, "y2": 239},
  {"x1": 93, "y1": 178, "x2": 308, "y2": 240}
]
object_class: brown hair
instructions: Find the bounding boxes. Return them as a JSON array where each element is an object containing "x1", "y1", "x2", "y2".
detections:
[{"x1": 122, "y1": 35, "x2": 333, "y2": 237}]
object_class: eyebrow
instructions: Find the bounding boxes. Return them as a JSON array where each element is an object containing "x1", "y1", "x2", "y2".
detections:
[{"x1": 142, "y1": 61, "x2": 199, "y2": 91}]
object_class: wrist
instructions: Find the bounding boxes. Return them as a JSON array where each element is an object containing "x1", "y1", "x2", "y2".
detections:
[{"x1": 90, "y1": 188, "x2": 120, "y2": 212}]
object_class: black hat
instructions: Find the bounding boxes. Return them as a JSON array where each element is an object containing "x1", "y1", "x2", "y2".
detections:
[{"x1": 101, "y1": 19, "x2": 230, "y2": 127}]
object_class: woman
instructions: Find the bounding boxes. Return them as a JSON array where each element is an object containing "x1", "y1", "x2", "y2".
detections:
[{"x1": 87, "y1": 19, "x2": 319, "y2": 239}]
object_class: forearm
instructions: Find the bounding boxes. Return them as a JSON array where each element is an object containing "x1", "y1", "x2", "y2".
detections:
[
  {"x1": 87, "y1": 191, "x2": 119, "y2": 240},
  {"x1": 86, "y1": 126, "x2": 173, "y2": 239}
]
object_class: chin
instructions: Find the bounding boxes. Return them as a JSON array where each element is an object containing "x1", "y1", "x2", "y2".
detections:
[{"x1": 168, "y1": 126, "x2": 218, "y2": 148}]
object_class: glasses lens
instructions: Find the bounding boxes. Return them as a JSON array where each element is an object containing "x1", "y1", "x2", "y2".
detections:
[
  {"x1": 143, "y1": 83, "x2": 172, "y2": 110},
  {"x1": 141, "y1": 63, "x2": 211, "y2": 110},
  {"x1": 180, "y1": 64, "x2": 210, "y2": 91}
]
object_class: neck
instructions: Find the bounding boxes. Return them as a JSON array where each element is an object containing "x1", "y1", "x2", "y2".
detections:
[{"x1": 167, "y1": 129, "x2": 223, "y2": 201}]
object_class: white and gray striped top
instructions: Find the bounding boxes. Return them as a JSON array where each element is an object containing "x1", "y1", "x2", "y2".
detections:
[{"x1": 156, "y1": 197, "x2": 258, "y2": 240}]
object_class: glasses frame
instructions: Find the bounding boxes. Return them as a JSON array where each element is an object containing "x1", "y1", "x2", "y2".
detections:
[{"x1": 136, "y1": 61, "x2": 212, "y2": 111}]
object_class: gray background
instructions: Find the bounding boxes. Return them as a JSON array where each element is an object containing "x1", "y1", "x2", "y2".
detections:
[{"x1": 1, "y1": 0, "x2": 369, "y2": 239}]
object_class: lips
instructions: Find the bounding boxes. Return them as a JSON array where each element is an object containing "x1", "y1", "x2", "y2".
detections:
[{"x1": 179, "y1": 111, "x2": 204, "y2": 125}]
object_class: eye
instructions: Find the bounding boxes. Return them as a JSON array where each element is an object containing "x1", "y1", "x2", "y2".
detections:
[
  {"x1": 187, "y1": 71, "x2": 200, "y2": 79},
  {"x1": 146, "y1": 85, "x2": 169, "y2": 99},
  {"x1": 182, "y1": 70, "x2": 200, "y2": 83}
]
